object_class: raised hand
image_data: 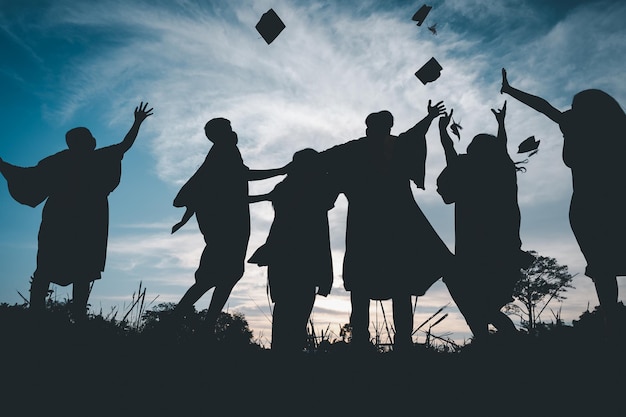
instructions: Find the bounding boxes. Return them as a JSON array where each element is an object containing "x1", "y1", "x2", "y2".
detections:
[
  {"x1": 439, "y1": 108, "x2": 453, "y2": 130},
  {"x1": 500, "y1": 68, "x2": 511, "y2": 95},
  {"x1": 134, "y1": 101, "x2": 154, "y2": 124},
  {"x1": 427, "y1": 99, "x2": 446, "y2": 118},
  {"x1": 491, "y1": 100, "x2": 507, "y2": 124}
]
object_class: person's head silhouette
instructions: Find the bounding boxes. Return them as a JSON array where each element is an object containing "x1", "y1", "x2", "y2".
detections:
[
  {"x1": 365, "y1": 110, "x2": 394, "y2": 137},
  {"x1": 205, "y1": 117, "x2": 238, "y2": 145},
  {"x1": 571, "y1": 89, "x2": 624, "y2": 121},
  {"x1": 562, "y1": 89, "x2": 626, "y2": 152},
  {"x1": 466, "y1": 133, "x2": 498, "y2": 161},
  {"x1": 288, "y1": 148, "x2": 320, "y2": 177},
  {"x1": 65, "y1": 127, "x2": 96, "y2": 153}
]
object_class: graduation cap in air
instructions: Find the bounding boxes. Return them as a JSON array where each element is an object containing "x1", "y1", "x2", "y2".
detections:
[
  {"x1": 450, "y1": 117, "x2": 462, "y2": 140},
  {"x1": 518, "y1": 135, "x2": 540, "y2": 155},
  {"x1": 255, "y1": 8, "x2": 285, "y2": 45},
  {"x1": 412, "y1": 5, "x2": 432, "y2": 26},
  {"x1": 415, "y1": 57, "x2": 442, "y2": 84}
]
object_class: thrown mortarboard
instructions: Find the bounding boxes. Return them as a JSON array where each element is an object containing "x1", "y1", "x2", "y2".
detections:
[
  {"x1": 450, "y1": 118, "x2": 462, "y2": 140},
  {"x1": 518, "y1": 135, "x2": 540, "y2": 154},
  {"x1": 412, "y1": 5, "x2": 432, "y2": 26},
  {"x1": 255, "y1": 8, "x2": 286, "y2": 45},
  {"x1": 415, "y1": 57, "x2": 442, "y2": 84}
]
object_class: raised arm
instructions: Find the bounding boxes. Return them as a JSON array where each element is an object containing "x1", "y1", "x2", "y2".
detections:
[
  {"x1": 500, "y1": 68, "x2": 563, "y2": 124},
  {"x1": 404, "y1": 99, "x2": 447, "y2": 137},
  {"x1": 118, "y1": 102, "x2": 154, "y2": 154},
  {"x1": 438, "y1": 109, "x2": 458, "y2": 165},
  {"x1": 491, "y1": 100, "x2": 508, "y2": 146}
]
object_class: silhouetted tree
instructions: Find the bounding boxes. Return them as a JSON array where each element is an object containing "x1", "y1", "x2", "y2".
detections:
[
  {"x1": 504, "y1": 251, "x2": 575, "y2": 333},
  {"x1": 141, "y1": 302, "x2": 256, "y2": 346}
]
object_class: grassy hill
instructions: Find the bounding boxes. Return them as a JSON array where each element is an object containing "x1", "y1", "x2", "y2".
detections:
[{"x1": 1, "y1": 302, "x2": 623, "y2": 417}]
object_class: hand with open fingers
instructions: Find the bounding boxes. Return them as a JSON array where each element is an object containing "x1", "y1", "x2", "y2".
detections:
[
  {"x1": 134, "y1": 101, "x2": 154, "y2": 123},
  {"x1": 428, "y1": 99, "x2": 446, "y2": 118}
]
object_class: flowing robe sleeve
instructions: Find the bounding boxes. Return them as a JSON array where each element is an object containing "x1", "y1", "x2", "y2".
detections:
[
  {"x1": 1, "y1": 158, "x2": 53, "y2": 208},
  {"x1": 395, "y1": 118, "x2": 430, "y2": 189}
]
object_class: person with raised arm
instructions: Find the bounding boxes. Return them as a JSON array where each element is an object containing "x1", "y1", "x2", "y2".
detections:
[
  {"x1": 437, "y1": 102, "x2": 534, "y2": 343},
  {"x1": 0, "y1": 102, "x2": 153, "y2": 320},
  {"x1": 500, "y1": 68, "x2": 626, "y2": 337},
  {"x1": 319, "y1": 100, "x2": 453, "y2": 353}
]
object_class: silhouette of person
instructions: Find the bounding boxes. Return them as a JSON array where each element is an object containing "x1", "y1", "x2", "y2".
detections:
[
  {"x1": 0, "y1": 102, "x2": 153, "y2": 320},
  {"x1": 170, "y1": 117, "x2": 288, "y2": 335},
  {"x1": 319, "y1": 101, "x2": 453, "y2": 352},
  {"x1": 437, "y1": 102, "x2": 534, "y2": 342},
  {"x1": 500, "y1": 68, "x2": 626, "y2": 336},
  {"x1": 248, "y1": 148, "x2": 339, "y2": 354}
]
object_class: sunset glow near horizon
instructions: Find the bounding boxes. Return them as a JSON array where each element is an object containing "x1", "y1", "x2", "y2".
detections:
[{"x1": 1, "y1": 0, "x2": 624, "y2": 346}]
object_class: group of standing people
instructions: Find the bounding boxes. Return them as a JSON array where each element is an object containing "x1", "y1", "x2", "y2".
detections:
[{"x1": 1, "y1": 68, "x2": 624, "y2": 352}]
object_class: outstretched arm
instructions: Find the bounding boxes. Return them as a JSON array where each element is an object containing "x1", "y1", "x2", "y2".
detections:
[
  {"x1": 118, "y1": 102, "x2": 154, "y2": 154},
  {"x1": 500, "y1": 68, "x2": 563, "y2": 124},
  {"x1": 491, "y1": 100, "x2": 508, "y2": 146},
  {"x1": 247, "y1": 164, "x2": 289, "y2": 181},
  {"x1": 406, "y1": 99, "x2": 447, "y2": 136},
  {"x1": 438, "y1": 109, "x2": 457, "y2": 165},
  {"x1": 248, "y1": 193, "x2": 272, "y2": 203}
]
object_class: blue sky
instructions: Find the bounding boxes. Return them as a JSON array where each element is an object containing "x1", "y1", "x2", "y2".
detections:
[{"x1": 1, "y1": 0, "x2": 624, "y2": 346}]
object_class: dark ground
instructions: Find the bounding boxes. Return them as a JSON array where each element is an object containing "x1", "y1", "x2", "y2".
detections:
[{"x1": 1, "y1": 309, "x2": 624, "y2": 417}]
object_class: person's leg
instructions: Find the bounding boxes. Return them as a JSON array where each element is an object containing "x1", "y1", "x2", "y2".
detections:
[
  {"x1": 29, "y1": 273, "x2": 50, "y2": 313},
  {"x1": 71, "y1": 281, "x2": 91, "y2": 322},
  {"x1": 350, "y1": 291, "x2": 371, "y2": 349},
  {"x1": 594, "y1": 275, "x2": 618, "y2": 308},
  {"x1": 271, "y1": 299, "x2": 305, "y2": 353},
  {"x1": 204, "y1": 283, "x2": 236, "y2": 332},
  {"x1": 392, "y1": 294, "x2": 413, "y2": 351},
  {"x1": 272, "y1": 291, "x2": 316, "y2": 353},
  {"x1": 176, "y1": 282, "x2": 210, "y2": 312},
  {"x1": 175, "y1": 244, "x2": 214, "y2": 316},
  {"x1": 175, "y1": 250, "x2": 216, "y2": 317},
  {"x1": 270, "y1": 300, "x2": 285, "y2": 351},
  {"x1": 593, "y1": 275, "x2": 619, "y2": 336},
  {"x1": 294, "y1": 290, "x2": 316, "y2": 352},
  {"x1": 446, "y1": 281, "x2": 489, "y2": 342}
]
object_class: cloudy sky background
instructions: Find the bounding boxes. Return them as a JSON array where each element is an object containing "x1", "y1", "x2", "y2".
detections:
[{"x1": 1, "y1": 0, "x2": 624, "y2": 345}]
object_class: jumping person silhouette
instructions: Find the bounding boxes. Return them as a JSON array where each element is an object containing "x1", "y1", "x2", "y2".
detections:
[
  {"x1": 437, "y1": 102, "x2": 534, "y2": 342},
  {"x1": 171, "y1": 117, "x2": 288, "y2": 335},
  {"x1": 500, "y1": 68, "x2": 626, "y2": 337},
  {"x1": 0, "y1": 102, "x2": 153, "y2": 320}
]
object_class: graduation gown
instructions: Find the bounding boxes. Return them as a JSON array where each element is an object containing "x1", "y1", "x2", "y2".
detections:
[
  {"x1": 321, "y1": 122, "x2": 452, "y2": 300},
  {"x1": 2, "y1": 145, "x2": 123, "y2": 285},
  {"x1": 173, "y1": 142, "x2": 250, "y2": 284}
]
